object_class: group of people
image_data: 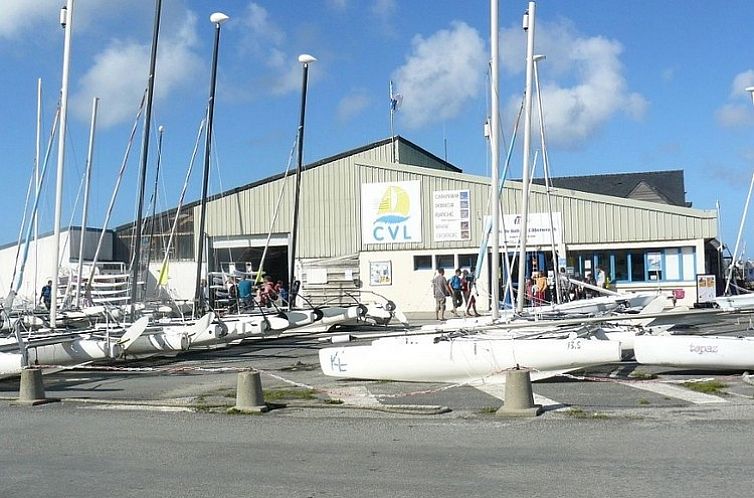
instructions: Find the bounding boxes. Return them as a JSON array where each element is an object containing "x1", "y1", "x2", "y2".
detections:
[
  {"x1": 432, "y1": 267, "x2": 480, "y2": 321},
  {"x1": 234, "y1": 274, "x2": 288, "y2": 310},
  {"x1": 525, "y1": 271, "x2": 551, "y2": 306},
  {"x1": 198, "y1": 274, "x2": 289, "y2": 312}
]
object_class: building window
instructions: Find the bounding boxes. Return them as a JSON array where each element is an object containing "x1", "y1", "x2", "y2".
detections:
[
  {"x1": 613, "y1": 250, "x2": 629, "y2": 282},
  {"x1": 458, "y1": 253, "x2": 477, "y2": 270},
  {"x1": 629, "y1": 251, "x2": 646, "y2": 282},
  {"x1": 435, "y1": 254, "x2": 454, "y2": 272},
  {"x1": 413, "y1": 255, "x2": 433, "y2": 271}
]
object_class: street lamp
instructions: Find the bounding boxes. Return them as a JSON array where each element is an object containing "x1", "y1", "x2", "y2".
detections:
[
  {"x1": 288, "y1": 54, "x2": 317, "y2": 309},
  {"x1": 194, "y1": 11, "x2": 230, "y2": 317}
]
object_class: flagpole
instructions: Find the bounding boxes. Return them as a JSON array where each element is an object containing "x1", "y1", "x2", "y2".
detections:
[{"x1": 389, "y1": 81, "x2": 396, "y2": 163}]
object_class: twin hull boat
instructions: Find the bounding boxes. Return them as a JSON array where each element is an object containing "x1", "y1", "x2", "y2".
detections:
[{"x1": 319, "y1": 332, "x2": 622, "y2": 384}]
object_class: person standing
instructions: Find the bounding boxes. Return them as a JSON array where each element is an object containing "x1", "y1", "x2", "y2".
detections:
[
  {"x1": 463, "y1": 268, "x2": 480, "y2": 317},
  {"x1": 39, "y1": 279, "x2": 52, "y2": 310},
  {"x1": 238, "y1": 275, "x2": 253, "y2": 310},
  {"x1": 449, "y1": 269, "x2": 464, "y2": 316},
  {"x1": 595, "y1": 267, "x2": 607, "y2": 288},
  {"x1": 432, "y1": 268, "x2": 451, "y2": 321}
]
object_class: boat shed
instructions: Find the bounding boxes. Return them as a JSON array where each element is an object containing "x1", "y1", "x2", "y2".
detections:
[{"x1": 112, "y1": 136, "x2": 719, "y2": 313}]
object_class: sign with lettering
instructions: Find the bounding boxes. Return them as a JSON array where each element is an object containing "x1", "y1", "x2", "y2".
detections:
[
  {"x1": 361, "y1": 181, "x2": 422, "y2": 244},
  {"x1": 433, "y1": 190, "x2": 471, "y2": 241}
]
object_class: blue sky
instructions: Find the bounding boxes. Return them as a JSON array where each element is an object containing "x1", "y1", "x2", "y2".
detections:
[{"x1": 2, "y1": 0, "x2": 754, "y2": 260}]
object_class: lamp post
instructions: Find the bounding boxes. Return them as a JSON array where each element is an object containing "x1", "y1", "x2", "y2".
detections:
[
  {"x1": 288, "y1": 54, "x2": 316, "y2": 309},
  {"x1": 725, "y1": 86, "x2": 754, "y2": 295},
  {"x1": 194, "y1": 12, "x2": 230, "y2": 317}
]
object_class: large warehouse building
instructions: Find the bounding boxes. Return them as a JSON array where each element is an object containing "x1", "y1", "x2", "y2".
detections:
[{"x1": 1, "y1": 136, "x2": 720, "y2": 312}]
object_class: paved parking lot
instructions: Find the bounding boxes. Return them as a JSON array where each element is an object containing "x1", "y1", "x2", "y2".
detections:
[{"x1": 2, "y1": 327, "x2": 753, "y2": 421}]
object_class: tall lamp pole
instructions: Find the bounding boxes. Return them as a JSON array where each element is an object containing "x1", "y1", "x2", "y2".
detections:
[
  {"x1": 288, "y1": 54, "x2": 316, "y2": 309},
  {"x1": 194, "y1": 12, "x2": 230, "y2": 317}
]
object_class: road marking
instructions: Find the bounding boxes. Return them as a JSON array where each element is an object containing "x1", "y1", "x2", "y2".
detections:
[
  {"x1": 82, "y1": 404, "x2": 195, "y2": 412},
  {"x1": 472, "y1": 384, "x2": 569, "y2": 412},
  {"x1": 619, "y1": 381, "x2": 727, "y2": 404},
  {"x1": 325, "y1": 386, "x2": 381, "y2": 407}
]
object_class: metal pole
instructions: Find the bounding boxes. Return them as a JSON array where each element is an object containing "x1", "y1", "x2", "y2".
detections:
[
  {"x1": 194, "y1": 13, "x2": 229, "y2": 317},
  {"x1": 533, "y1": 55, "x2": 561, "y2": 303},
  {"x1": 490, "y1": 0, "x2": 500, "y2": 319},
  {"x1": 515, "y1": 1, "x2": 536, "y2": 313},
  {"x1": 130, "y1": 0, "x2": 162, "y2": 319},
  {"x1": 75, "y1": 97, "x2": 98, "y2": 308},
  {"x1": 51, "y1": 0, "x2": 74, "y2": 328},
  {"x1": 34, "y1": 78, "x2": 42, "y2": 303},
  {"x1": 289, "y1": 55, "x2": 315, "y2": 309}
]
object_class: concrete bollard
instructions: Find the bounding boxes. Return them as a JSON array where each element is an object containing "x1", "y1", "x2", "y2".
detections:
[
  {"x1": 231, "y1": 371, "x2": 268, "y2": 413},
  {"x1": 16, "y1": 368, "x2": 59, "y2": 406},
  {"x1": 496, "y1": 368, "x2": 542, "y2": 417}
]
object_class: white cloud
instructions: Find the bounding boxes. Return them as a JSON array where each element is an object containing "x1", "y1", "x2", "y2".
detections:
[
  {"x1": 336, "y1": 92, "x2": 371, "y2": 122},
  {"x1": 235, "y1": 2, "x2": 308, "y2": 97},
  {"x1": 715, "y1": 70, "x2": 754, "y2": 128},
  {"x1": 730, "y1": 70, "x2": 754, "y2": 98},
  {"x1": 70, "y1": 12, "x2": 201, "y2": 128},
  {"x1": 372, "y1": 0, "x2": 397, "y2": 18},
  {"x1": 501, "y1": 20, "x2": 647, "y2": 146},
  {"x1": 0, "y1": 0, "x2": 60, "y2": 39},
  {"x1": 392, "y1": 22, "x2": 486, "y2": 129}
]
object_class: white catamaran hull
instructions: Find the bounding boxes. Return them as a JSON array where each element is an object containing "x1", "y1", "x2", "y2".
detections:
[
  {"x1": 319, "y1": 334, "x2": 621, "y2": 384},
  {"x1": 634, "y1": 334, "x2": 754, "y2": 370}
]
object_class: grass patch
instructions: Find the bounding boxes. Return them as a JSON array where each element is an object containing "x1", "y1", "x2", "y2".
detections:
[
  {"x1": 324, "y1": 399, "x2": 343, "y2": 405},
  {"x1": 565, "y1": 407, "x2": 609, "y2": 420},
  {"x1": 478, "y1": 406, "x2": 498, "y2": 414},
  {"x1": 263, "y1": 388, "x2": 317, "y2": 401},
  {"x1": 682, "y1": 380, "x2": 728, "y2": 394},
  {"x1": 629, "y1": 370, "x2": 657, "y2": 380},
  {"x1": 638, "y1": 399, "x2": 650, "y2": 405}
]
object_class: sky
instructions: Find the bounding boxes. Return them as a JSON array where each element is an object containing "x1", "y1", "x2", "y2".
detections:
[{"x1": 2, "y1": 0, "x2": 754, "y2": 260}]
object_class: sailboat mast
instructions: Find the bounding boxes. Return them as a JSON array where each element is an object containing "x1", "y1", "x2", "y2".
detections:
[
  {"x1": 34, "y1": 78, "x2": 42, "y2": 303},
  {"x1": 515, "y1": 1, "x2": 536, "y2": 313},
  {"x1": 194, "y1": 13, "x2": 230, "y2": 317},
  {"x1": 130, "y1": 0, "x2": 162, "y2": 319},
  {"x1": 490, "y1": 0, "x2": 501, "y2": 319},
  {"x1": 289, "y1": 54, "x2": 316, "y2": 309},
  {"x1": 50, "y1": 0, "x2": 74, "y2": 328},
  {"x1": 75, "y1": 97, "x2": 98, "y2": 308}
]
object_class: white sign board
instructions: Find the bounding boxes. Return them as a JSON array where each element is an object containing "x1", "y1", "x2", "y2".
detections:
[
  {"x1": 696, "y1": 274, "x2": 716, "y2": 303},
  {"x1": 361, "y1": 181, "x2": 422, "y2": 244},
  {"x1": 433, "y1": 190, "x2": 471, "y2": 241},
  {"x1": 486, "y1": 212, "x2": 563, "y2": 250}
]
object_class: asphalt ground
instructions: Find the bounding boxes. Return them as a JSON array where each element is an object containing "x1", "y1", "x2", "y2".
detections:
[{"x1": 4, "y1": 315, "x2": 754, "y2": 497}]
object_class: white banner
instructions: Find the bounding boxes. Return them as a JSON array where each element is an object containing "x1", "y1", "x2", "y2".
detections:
[
  {"x1": 361, "y1": 181, "x2": 422, "y2": 244},
  {"x1": 485, "y1": 212, "x2": 563, "y2": 250},
  {"x1": 433, "y1": 190, "x2": 470, "y2": 241}
]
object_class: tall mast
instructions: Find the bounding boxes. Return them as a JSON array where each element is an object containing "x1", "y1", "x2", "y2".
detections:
[
  {"x1": 288, "y1": 54, "x2": 316, "y2": 309},
  {"x1": 34, "y1": 78, "x2": 42, "y2": 302},
  {"x1": 490, "y1": 0, "x2": 500, "y2": 319},
  {"x1": 194, "y1": 12, "x2": 230, "y2": 317},
  {"x1": 129, "y1": 0, "x2": 162, "y2": 319},
  {"x1": 50, "y1": 0, "x2": 74, "y2": 328},
  {"x1": 515, "y1": 1, "x2": 536, "y2": 313},
  {"x1": 75, "y1": 97, "x2": 98, "y2": 308}
]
